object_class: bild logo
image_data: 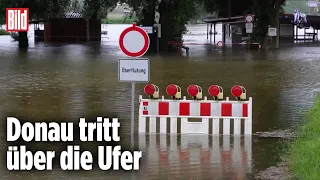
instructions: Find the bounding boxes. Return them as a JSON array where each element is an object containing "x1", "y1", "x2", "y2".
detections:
[{"x1": 6, "y1": 8, "x2": 29, "y2": 32}]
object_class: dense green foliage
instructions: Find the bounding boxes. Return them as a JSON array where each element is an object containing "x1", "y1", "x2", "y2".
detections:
[
  {"x1": 0, "y1": 0, "x2": 71, "y2": 47},
  {"x1": 283, "y1": 0, "x2": 309, "y2": 14},
  {"x1": 0, "y1": 29, "x2": 10, "y2": 35},
  {"x1": 82, "y1": 0, "x2": 118, "y2": 19},
  {"x1": 121, "y1": 0, "x2": 201, "y2": 51},
  {"x1": 289, "y1": 94, "x2": 320, "y2": 179},
  {"x1": 0, "y1": 0, "x2": 291, "y2": 49}
]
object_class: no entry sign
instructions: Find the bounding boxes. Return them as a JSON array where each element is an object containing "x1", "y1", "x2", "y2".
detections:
[
  {"x1": 245, "y1": 14, "x2": 254, "y2": 23},
  {"x1": 119, "y1": 23, "x2": 150, "y2": 57}
]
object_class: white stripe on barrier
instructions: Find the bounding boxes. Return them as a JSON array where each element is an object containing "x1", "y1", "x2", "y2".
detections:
[{"x1": 211, "y1": 102, "x2": 221, "y2": 117}]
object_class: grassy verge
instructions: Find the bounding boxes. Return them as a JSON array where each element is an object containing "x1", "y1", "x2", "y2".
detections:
[
  {"x1": 288, "y1": 94, "x2": 320, "y2": 179},
  {"x1": 101, "y1": 17, "x2": 136, "y2": 24},
  {"x1": 0, "y1": 29, "x2": 10, "y2": 35}
]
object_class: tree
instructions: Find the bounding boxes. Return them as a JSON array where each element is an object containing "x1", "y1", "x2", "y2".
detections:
[
  {"x1": 81, "y1": 0, "x2": 118, "y2": 19},
  {"x1": 0, "y1": 0, "x2": 71, "y2": 48},
  {"x1": 123, "y1": 0, "x2": 201, "y2": 51}
]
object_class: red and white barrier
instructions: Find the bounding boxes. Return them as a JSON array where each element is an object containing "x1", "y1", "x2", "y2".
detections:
[{"x1": 138, "y1": 96, "x2": 252, "y2": 135}]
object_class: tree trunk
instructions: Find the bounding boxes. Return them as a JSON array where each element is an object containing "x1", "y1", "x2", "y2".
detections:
[
  {"x1": 18, "y1": 32, "x2": 28, "y2": 48},
  {"x1": 139, "y1": 0, "x2": 157, "y2": 53},
  {"x1": 158, "y1": 0, "x2": 178, "y2": 51}
]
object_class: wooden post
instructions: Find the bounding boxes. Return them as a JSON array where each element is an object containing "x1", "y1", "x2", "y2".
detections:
[
  {"x1": 275, "y1": 0, "x2": 280, "y2": 48},
  {"x1": 210, "y1": 24, "x2": 212, "y2": 43},
  {"x1": 214, "y1": 23, "x2": 216, "y2": 43},
  {"x1": 86, "y1": 19, "x2": 90, "y2": 41},
  {"x1": 206, "y1": 24, "x2": 209, "y2": 39},
  {"x1": 313, "y1": 26, "x2": 316, "y2": 42},
  {"x1": 228, "y1": 0, "x2": 231, "y2": 18}
]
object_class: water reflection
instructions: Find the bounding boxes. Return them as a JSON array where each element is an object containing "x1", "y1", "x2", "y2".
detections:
[{"x1": 138, "y1": 135, "x2": 252, "y2": 180}]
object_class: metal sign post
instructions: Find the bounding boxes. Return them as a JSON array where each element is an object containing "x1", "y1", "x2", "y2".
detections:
[
  {"x1": 118, "y1": 23, "x2": 150, "y2": 147},
  {"x1": 130, "y1": 82, "x2": 135, "y2": 145}
]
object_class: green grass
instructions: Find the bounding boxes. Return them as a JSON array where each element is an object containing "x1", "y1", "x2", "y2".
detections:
[
  {"x1": 288, "y1": 94, "x2": 320, "y2": 180},
  {"x1": 102, "y1": 13, "x2": 137, "y2": 24},
  {"x1": 0, "y1": 29, "x2": 10, "y2": 35},
  {"x1": 283, "y1": 0, "x2": 309, "y2": 14},
  {"x1": 101, "y1": 17, "x2": 136, "y2": 24}
]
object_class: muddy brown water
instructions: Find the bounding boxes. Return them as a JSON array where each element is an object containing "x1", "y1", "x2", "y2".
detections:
[{"x1": 0, "y1": 24, "x2": 320, "y2": 179}]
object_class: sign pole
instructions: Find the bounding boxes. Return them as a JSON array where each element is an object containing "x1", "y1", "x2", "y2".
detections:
[
  {"x1": 131, "y1": 82, "x2": 135, "y2": 146},
  {"x1": 118, "y1": 23, "x2": 150, "y2": 149}
]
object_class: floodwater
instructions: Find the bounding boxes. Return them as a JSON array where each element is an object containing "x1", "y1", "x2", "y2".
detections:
[{"x1": 0, "y1": 24, "x2": 320, "y2": 179}]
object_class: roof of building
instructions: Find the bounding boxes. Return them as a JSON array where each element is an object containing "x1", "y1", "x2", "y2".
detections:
[
  {"x1": 30, "y1": 12, "x2": 84, "y2": 23},
  {"x1": 202, "y1": 15, "x2": 253, "y2": 24}
]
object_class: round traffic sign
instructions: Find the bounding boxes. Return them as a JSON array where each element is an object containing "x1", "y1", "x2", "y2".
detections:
[
  {"x1": 119, "y1": 23, "x2": 150, "y2": 57},
  {"x1": 245, "y1": 14, "x2": 254, "y2": 23},
  {"x1": 217, "y1": 41, "x2": 224, "y2": 47}
]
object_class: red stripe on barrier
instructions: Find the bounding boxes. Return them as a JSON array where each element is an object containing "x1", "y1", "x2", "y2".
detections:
[
  {"x1": 200, "y1": 103, "x2": 211, "y2": 116},
  {"x1": 221, "y1": 103, "x2": 232, "y2": 116},
  {"x1": 143, "y1": 101, "x2": 148, "y2": 106},
  {"x1": 242, "y1": 104, "x2": 248, "y2": 117},
  {"x1": 158, "y1": 102, "x2": 169, "y2": 115},
  {"x1": 179, "y1": 102, "x2": 190, "y2": 116},
  {"x1": 143, "y1": 110, "x2": 148, "y2": 115}
]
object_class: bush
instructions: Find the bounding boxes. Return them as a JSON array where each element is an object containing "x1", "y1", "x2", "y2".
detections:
[{"x1": 0, "y1": 29, "x2": 10, "y2": 35}]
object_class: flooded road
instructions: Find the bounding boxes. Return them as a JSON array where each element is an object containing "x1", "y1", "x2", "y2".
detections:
[{"x1": 0, "y1": 24, "x2": 320, "y2": 179}]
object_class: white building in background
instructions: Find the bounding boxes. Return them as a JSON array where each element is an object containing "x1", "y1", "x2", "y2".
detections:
[{"x1": 307, "y1": 0, "x2": 319, "y2": 14}]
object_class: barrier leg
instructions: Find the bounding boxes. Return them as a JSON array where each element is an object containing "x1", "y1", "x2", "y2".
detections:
[
  {"x1": 245, "y1": 97, "x2": 253, "y2": 135},
  {"x1": 212, "y1": 118, "x2": 220, "y2": 135},
  {"x1": 149, "y1": 117, "x2": 157, "y2": 133},
  {"x1": 202, "y1": 118, "x2": 209, "y2": 134},
  {"x1": 160, "y1": 117, "x2": 167, "y2": 134},
  {"x1": 223, "y1": 118, "x2": 230, "y2": 135},
  {"x1": 139, "y1": 116, "x2": 146, "y2": 133},
  {"x1": 170, "y1": 117, "x2": 178, "y2": 134},
  {"x1": 233, "y1": 118, "x2": 241, "y2": 135}
]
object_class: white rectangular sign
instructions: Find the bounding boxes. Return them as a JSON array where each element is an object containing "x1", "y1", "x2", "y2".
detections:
[
  {"x1": 268, "y1": 27, "x2": 277, "y2": 37},
  {"x1": 245, "y1": 23, "x2": 253, "y2": 33},
  {"x1": 246, "y1": 28, "x2": 252, "y2": 33},
  {"x1": 245, "y1": 23, "x2": 253, "y2": 29},
  {"x1": 141, "y1": 26, "x2": 153, "y2": 34},
  {"x1": 118, "y1": 58, "x2": 150, "y2": 82}
]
